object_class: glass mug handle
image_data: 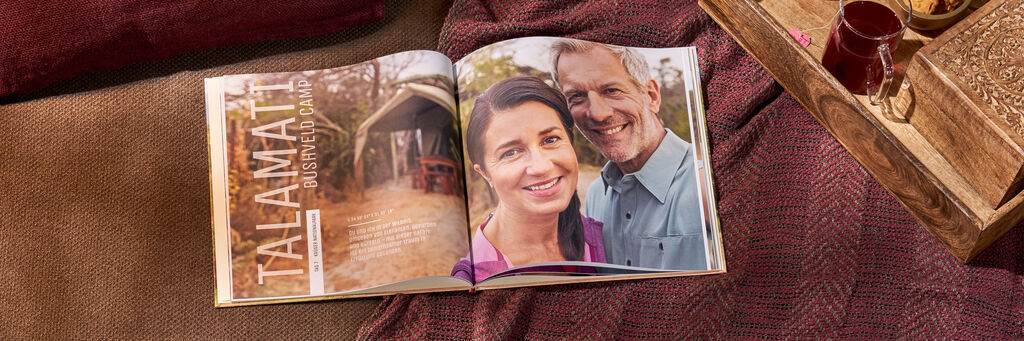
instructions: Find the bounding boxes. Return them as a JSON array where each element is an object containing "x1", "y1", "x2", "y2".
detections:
[{"x1": 868, "y1": 43, "x2": 894, "y2": 106}]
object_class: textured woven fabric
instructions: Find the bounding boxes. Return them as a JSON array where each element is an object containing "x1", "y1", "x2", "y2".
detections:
[
  {"x1": 0, "y1": 0, "x2": 383, "y2": 98},
  {"x1": 358, "y1": 0, "x2": 1024, "y2": 339},
  {"x1": 0, "y1": 0, "x2": 453, "y2": 338}
]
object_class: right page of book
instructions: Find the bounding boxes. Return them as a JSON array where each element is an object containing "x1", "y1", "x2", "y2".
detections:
[{"x1": 451, "y1": 37, "x2": 725, "y2": 287}]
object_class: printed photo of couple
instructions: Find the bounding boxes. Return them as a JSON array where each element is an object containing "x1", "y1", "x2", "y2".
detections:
[{"x1": 451, "y1": 37, "x2": 722, "y2": 283}]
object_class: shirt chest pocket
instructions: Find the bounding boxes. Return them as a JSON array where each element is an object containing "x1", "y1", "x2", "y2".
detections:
[{"x1": 637, "y1": 234, "x2": 703, "y2": 270}]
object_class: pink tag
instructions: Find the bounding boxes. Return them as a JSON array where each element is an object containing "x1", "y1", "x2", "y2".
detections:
[{"x1": 789, "y1": 29, "x2": 811, "y2": 48}]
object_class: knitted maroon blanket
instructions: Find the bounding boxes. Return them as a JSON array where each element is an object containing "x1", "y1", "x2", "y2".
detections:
[{"x1": 360, "y1": 1, "x2": 1024, "y2": 338}]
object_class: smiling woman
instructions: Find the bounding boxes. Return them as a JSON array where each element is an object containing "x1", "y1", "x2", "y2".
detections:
[
  {"x1": 450, "y1": 76, "x2": 607, "y2": 283},
  {"x1": 475, "y1": 102, "x2": 579, "y2": 220}
]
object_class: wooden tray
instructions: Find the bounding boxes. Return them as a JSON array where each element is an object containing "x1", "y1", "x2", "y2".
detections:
[{"x1": 698, "y1": 0, "x2": 1024, "y2": 262}]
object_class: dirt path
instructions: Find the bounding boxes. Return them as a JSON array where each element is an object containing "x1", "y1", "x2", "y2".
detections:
[{"x1": 319, "y1": 182, "x2": 469, "y2": 293}]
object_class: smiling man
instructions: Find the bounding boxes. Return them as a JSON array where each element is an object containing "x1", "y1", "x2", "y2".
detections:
[{"x1": 552, "y1": 40, "x2": 706, "y2": 270}]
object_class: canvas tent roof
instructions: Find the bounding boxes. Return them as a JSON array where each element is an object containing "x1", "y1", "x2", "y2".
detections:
[{"x1": 353, "y1": 83, "x2": 456, "y2": 187}]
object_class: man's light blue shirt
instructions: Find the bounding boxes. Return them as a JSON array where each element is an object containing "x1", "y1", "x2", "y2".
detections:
[{"x1": 585, "y1": 128, "x2": 707, "y2": 270}]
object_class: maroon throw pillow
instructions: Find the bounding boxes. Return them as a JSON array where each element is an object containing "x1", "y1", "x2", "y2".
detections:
[{"x1": 0, "y1": 0, "x2": 384, "y2": 98}]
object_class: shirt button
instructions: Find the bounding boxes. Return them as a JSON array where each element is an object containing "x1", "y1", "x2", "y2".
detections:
[
  {"x1": 659, "y1": 242, "x2": 664, "y2": 251},
  {"x1": 626, "y1": 259, "x2": 631, "y2": 266},
  {"x1": 625, "y1": 212, "x2": 632, "y2": 219}
]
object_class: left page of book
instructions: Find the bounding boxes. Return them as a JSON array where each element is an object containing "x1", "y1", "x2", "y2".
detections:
[{"x1": 206, "y1": 50, "x2": 471, "y2": 307}]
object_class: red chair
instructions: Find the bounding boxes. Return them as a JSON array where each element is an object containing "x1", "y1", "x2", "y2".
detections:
[{"x1": 417, "y1": 155, "x2": 458, "y2": 195}]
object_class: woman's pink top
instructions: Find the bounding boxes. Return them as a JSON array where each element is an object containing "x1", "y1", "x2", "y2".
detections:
[{"x1": 450, "y1": 214, "x2": 606, "y2": 283}]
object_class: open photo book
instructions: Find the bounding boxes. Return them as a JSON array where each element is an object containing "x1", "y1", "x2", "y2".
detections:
[{"x1": 204, "y1": 37, "x2": 725, "y2": 307}]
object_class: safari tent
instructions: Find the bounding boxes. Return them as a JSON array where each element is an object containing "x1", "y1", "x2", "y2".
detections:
[{"x1": 353, "y1": 83, "x2": 457, "y2": 191}]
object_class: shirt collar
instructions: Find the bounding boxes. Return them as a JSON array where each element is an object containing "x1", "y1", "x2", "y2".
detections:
[
  {"x1": 471, "y1": 214, "x2": 515, "y2": 268},
  {"x1": 600, "y1": 129, "x2": 689, "y2": 204}
]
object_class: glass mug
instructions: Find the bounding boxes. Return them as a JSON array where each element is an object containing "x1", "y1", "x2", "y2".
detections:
[{"x1": 821, "y1": 0, "x2": 913, "y2": 105}]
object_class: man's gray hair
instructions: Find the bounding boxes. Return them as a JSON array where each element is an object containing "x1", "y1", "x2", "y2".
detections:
[{"x1": 550, "y1": 40, "x2": 650, "y2": 91}]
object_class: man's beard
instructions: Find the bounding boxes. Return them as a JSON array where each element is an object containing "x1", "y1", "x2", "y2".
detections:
[{"x1": 579, "y1": 111, "x2": 651, "y2": 164}]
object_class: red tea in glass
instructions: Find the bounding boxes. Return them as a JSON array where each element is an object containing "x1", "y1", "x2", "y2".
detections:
[{"x1": 821, "y1": 0, "x2": 912, "y2": 103}]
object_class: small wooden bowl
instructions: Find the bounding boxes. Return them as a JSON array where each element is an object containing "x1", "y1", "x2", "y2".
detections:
[{"x1": 892, "y1": 0, "x2": 972, "y2": 30}]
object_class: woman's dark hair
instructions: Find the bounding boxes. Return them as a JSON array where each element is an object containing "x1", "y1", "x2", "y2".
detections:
[{"x1": 465, "y1": 76, "x2": 586, "y2": 261}]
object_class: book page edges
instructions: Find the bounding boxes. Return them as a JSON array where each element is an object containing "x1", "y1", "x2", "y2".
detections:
[
  {"x1": 214, "y1": 276, "x2": 471, "y2": 308},
  {"x1": 473, "y1": 269, "x2": 727, "y2": 291},
  {"x1": 205, "y1": 77, "x2": 234, "y2": 306},
  {"x1": 687, "y1": 47, "x2": 727, "y2": 272}
]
